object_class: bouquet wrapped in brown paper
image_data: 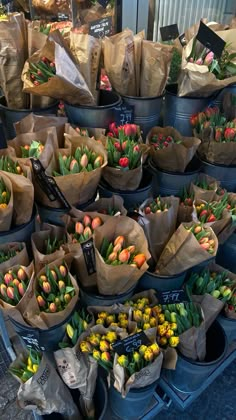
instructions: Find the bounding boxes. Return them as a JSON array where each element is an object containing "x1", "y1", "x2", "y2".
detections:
[
  {"x1": 32, "y1": 0, "x2": 71, "y2": 17},
  {"x1": 35, "y1": 134, "x2": 107, "y2": 208},
  {"x1": 177, "y1": 187, "x2": 194, "y2": 225},
  {"x1": 94, "y1": 216, "x2": 151, "y2": 295},
  {"x1": 140, "y1": 40, "x2": 173, "y2": 97},
  {"x1": 103, "y1": 29, "x2": 136, "y2": 96},
  {"x1": 155, "y1": 222, "x2": 218, "y2": 276},
  {"x1": 190, "y1": 173, "x2": 219, "y2": 202},
  {"x1": 192, "y1": 197, "x2": 232, "y2": 237},
  {"x1": 178, "y1": 28, "x2": 236, "y2": 97},
  {"x1": 0, "y1": 13, "x2": 29, "y2": 109},
  {"x1": 84, "y1": 195, "x2": 127, "y2": 216},
  {"x1": 31, "y1": 224, "x2": 68, "y2": 273},
  {"x1": 178, "y1": 304, "x2": 206, "y2": 361},
  {"x1": 22, "y1": 30, "x2": 96, "y2": 106},
  {"x1": 23, "y1": 256, "x2": 79, "y2": 330},
  {"x1": 138, "y1": 196, "x2": 179, "y2": 265},
  {"x1": 0, "y1": 242, "x2": 29, "y2": 272},
  {"x1": 146, "y1": 127, "x2": 201, "y2": 172},
  {"x1": 134, "y1": 31, "x2": 145, "y2": 96},
  {"x1": 10, "y1": 351, "x2": 80, "y2": 419},
  {"x1": 0, "y1": 173, "x2": 14, "y2": 231}
]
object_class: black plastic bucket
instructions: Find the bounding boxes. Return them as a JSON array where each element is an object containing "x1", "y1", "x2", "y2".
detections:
[
  {"x1": 166, "y1": 320, "x2": 228, "y2": 393},
  {"x1": 138, "y1": 270, "x2": 187, "y2": 292},
  {"x1": 80, "y1": 283, "x2": 136, "y2": 307},
  {"x1": 64, "y1": 90, "x2": 121, "y2": 129},
  {"x1": 200, "y1": 158, "x2": 236, "y2": 193},
  {"x1": 109, "y1": 380, "x2": 158, "y2": 420},
  {"x1": 216, "y1": 233, "x2": 236, "y2": 273},
  {"x1": 0, "y1": 96, "x2": 59, "y2": 143}
]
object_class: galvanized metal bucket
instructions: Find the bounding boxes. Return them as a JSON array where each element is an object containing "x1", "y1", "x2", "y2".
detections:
[
  {"x1": 137, "y1": 270, "x2": 187, "y2": 292},
  {"x1": 163, "y1": 84, "x2": 211, "y2": 136},
  {"x1": 79, "y1": 284, "x2": 136, "y2": 307},
  {"x1": 64, "y1": 90, "x2": 121, "y2": 129},
  {"x1": 210, "y1": 84, "x2": 236, "y2": 109},
  {"x1": 122, "y1": 94, "x2": 164, "y2": 138},
  {"x1": 98, "y1": 169, "x2": 153, "y2": 211},
  {"x1": 217, "y1": 314, "x2": 236, "y2": 344},
  {"x1": 216, "y1": 233, "x2": 236, "y2": 272},
  {"x1": 200, "y1": 158, "x2": 236, "y2": 192},
  {"x1": 166, "y1": 320, "x2": 227, "y2": 393},
  {"x1": 0, "y1": 96, "x2": 59, "y2": 143},
  {"x1": 149, "y1": 157, "x2": 201, "y2": 197}
]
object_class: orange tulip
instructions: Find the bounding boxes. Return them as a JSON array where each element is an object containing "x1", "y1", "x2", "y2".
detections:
[{"x1": 133, "y1": 254, "x2": 146, "y2": 268}]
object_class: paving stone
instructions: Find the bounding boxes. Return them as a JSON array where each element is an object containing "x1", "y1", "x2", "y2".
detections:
[{"x1": 0, "y1": 396, "x2": 8, "y2": 410}]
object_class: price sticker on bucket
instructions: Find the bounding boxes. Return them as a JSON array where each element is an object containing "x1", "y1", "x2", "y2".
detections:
[
  {"x1": 114, "y1": 104, "x2": 134, "y2": 126},
  {"x1": 156, "y1": 289, "x2": 189, "y2": 305},
  {"x1": 112, "y1": 332, "x2": 151, "y2": 356}
]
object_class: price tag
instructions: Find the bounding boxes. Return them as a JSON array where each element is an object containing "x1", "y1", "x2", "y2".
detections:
[
  {"x1": 89, "y1": 16, "x2": 113, "y2": 39},
  {"x1": 81, "y1": 238, "x2": 96, "y2": 275},
  {"x1": 17, "y1": 330, "x2": 43, "y2": 351},
  {"x1": 114, "y1": 104, "x2": 134, "y2": 126},
  {"x1": 112, "y1": 332, "x2": 151, "y2": 356},
  {"x1": 156, "y1": 289, "x2": 189, "y2": 305},
  {"x1": 179, "y1": 32, "x2": 187, "y2": 47},
  {"x1": 196, "y1": 21, "x2": 226, "y2": 57},
  {"x1": 160, "y1": 24, "x2": 179, "y2": 41},
  {"x1": 31, "y1": 158, "x2": 71, "y2": 210},
  {"x1": 97, "y1": 0, "x2": 110, "y2": 7}
]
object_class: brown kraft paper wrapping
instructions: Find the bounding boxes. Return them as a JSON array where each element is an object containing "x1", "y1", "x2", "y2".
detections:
[
  {"x1": 195, "y1": 127, "x2": 236, "y2": 165},
  {"x1": 0, "y1": 173, "x2": 14, "y2": 231},
  {"x1": 190, "y1": 173, "x2": 219, "y2": 202},
  {"x1": 103, "y1": 29, "x2": 136, "y2": 96},
  {"x1": 24, "y1": 256, "x2": 79, "y2": 329},
  {"x1": 192, "y1": 198, "x2": 232, "y2": 237},
  {"x1": 35, "y1": 135, "x2": 107, "y2": 208},
  {"x1": 140, "y1": 41, "x2": 173, "y2": 97},
  {"x1": 0, "y1": 242, "x2": 29, "y2": 272},
  {"x1": 155, "y1": 222, "x2": 218, "y2": 276},
  {"x1": 139, "y1": 196, "x2": 179, "y2": 264},
  {"x1": 11, "y1": 353, "x2": 80, "y2": 419},
  {"x1": 178, "y1": 306, "x2": 206, "y2": 361},
  {"x1": 134, "y1": 30, "x2": 145, "y2": 97},
  {"x1": 178, "y1": 29, "x2": 236, "y2": 97},
  {"x1": 102, "y1": 164, "x2": 142, "y2": 191},
  {"x1": 94, "y1": 216, "x2": 151, "y2": 295},
  {"x1": 31, "y1": 224, "x2": 68, "y2": 273},
  {"x1": 146, "y1": 127, "x2": 201, "y2": 172},
  {"x1": 113, "y1": 328, "x2": 163, "y2": 397},
  {"x1": 177, "y1": 204, "x2": 193, "y2": 225},
  {"x1": 0, "y1": 170, "x2": 34, "y2": 226},
  {"x1": 84, "y1": 195, "x2": 127, "y2": 216},
  {"x1": 22, "y1": 30, "x2": 96, "y2": 106}
]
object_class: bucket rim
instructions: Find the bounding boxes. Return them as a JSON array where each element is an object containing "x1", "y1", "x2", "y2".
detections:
[
  {"x1": 122, "y1": 93, "x2": 164, "y2": 101},
  {"x1": 0, "y1": 96, "x2": 59, "y2": 113},
  {"x1": 96, "y1": 376, "x2": 108, "y2": 420},
  {"x1": 165, "y1": 86, "x2": 214, "y2": 100},
  {"x1": 64, "y1": 90, "x2": 121, "y2": 110},
  {"x1": 0, "y1": 205, "x2": 36, "y2": 236},
  {"x1": 79, "y1": 282, "x2": 136, "y2": 299},
  {"x1": 199, "y1": 156, "x2": 236, "y2": 169},
  {"x1": 142, "y1": 269, "x2": 187, "y2": 280},
  {"x1": 36, "y1": 193, "x2": 97, "y2": 213},
  {"x1": 218, "y1": 313, "x2": 236, "y2": 323},
  {"x1": 149, "y1": 159, "x2": 201, "y2": 176}
]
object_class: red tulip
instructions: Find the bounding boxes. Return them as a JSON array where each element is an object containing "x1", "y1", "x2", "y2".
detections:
[
  {"x1": 224, "y1": 127, "x2": 236, "y2": 141},
  {"x1": 119, "y1": 249, "x2": 130, "y2": 263},
  {"x1": 4, "y1": 273, "x2": 13, "y2": 286},
  {"x1": 119, "y1": 157, "x2": 129, "y2": 168},
  {"x1": 121, "y1": 141, "x2": 127, "y2": 151},
  {"x1": 91, "y1": 217, "x2": 103, "y2": 230},
  {"x1": 83, "y1": 214, "x2": 92, "y2": 226},
  {"x1": 215, "y1": 128, "x2": 222, "y2": 142},
  {"x1": 6, "y1": 287, "x2": 14, "y2": 300},
  {"x1": 133, "y1": 144, "x2": 140, "y2": 152},
  {"x1": 114, "y1": 142, "x2": 121, "y2": 151}
]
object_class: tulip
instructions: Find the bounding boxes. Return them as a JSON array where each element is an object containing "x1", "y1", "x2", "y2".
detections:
[
  {"x1": 222, "y1": 288, "x2": 232, "y2": 299},
  {"x1": 100, "y1": 340, "x2": 110, "y2": 352},
  {"x1": 133, "y1": 352, "x2": 140, "y2": 363},
  {"x1": 18, "y1": 283, "x2": 25, "y2": 297},
  {"x1": 6, "y1": 287, "x2": 14, "y2": 300},
  {"x1": 194, "y1": 226, "x2": 202, "y2": 234},
  {"x1": 91, "y1": 217, "x2": 103, "y2": 230},
  {"x1": 39, "y1": 275, "x2": 47, "y2": 283},
  {"x1": 50, "y1": 270, "x2": 57, "y2": 281},
  {"x1": 80, "y1": 340, "x2": 92, "y2": 352},
  {"x1": 98, "y1": 311, "x2": 108, "y2": 320},
  {"x1": 66, "y1": 324, "x2": 74, "y2": 339},
  {"x1": 127, "y1": 245, "x2": 136, "y2": 254},
  {"x1": 150, "y1": 317, "x2": 157, "y2": 327},
  {"x1": 152, "y1": 305, "x2": 162, "y2": 315},
  {"x1": 157, "y1": 325, "x2": 166, "y2": 336},
  {"x1": 150, "y1": 343, "x2": 160, "y2": 356},
  {"x1": 42, "y1": 282, "x2": 51, "y2": 294},
  {"x1": 59, "y1": 265, "x2": 67, "y2": 278},
  {"x1": 114, "y1": 235, "x2": 125, "y2": 247},
  {"x1": 204, "y1": 51, "x2": 214, "y2": 66},
  {"x1": 70, "y1": 159, "x2": 78, "y2": 171},
  {"x1": 158, "y1": 313, "x2": 165, "y2": 324},
  {"x1": 119, "y1": 157, "x2": 129, "y2": 168},
  {"x1": 143, "y1": 348, "x2": 154, "y2": 362},
  {"x1": 106, "y1": 331, "x2": 117, "y2": 344},
  {"x1": 88, "y1": 334, "x2": 100, "y2": 347},
  {"x1": 0, "y1": 283, "x2": 7, "y2": 297},
  {"x1": 215, "y1": 128, "x2": 223, "y2": 142},
  {"x1": 75, "y1": 221, "x2": 84, "y2": 235},
  {"x1": 200, "y1": 242, "x2": 210, "y2": 250},
  {"x1": 119, "y1": 249, "x2": 130, "y2": 263},
  {"x1": 94, "y1": 156, "x2": 103, "y2": 168},
  {"x1": 96, "y1": 318, "x2": 104, "y2": 325},
  {"x1": 13, "y1": 279, "x2": 20, "y2": 287},
  {"x1": 159, "y1": 336, "x2": 168, "y2": 346},
  {"x1": 195, "y1": 58, "x2": 203, "y2": 65},
  {"x1": 113, "y1": 243, "x2": 122, "y2": 253},
  {"x1": 224, "y1": 127, "x2": 236, "y2": 141},
  {"x1": 49, "y1": 303, "x2": 57, "y2": 313},
  {"x1": 117, "y1": 354, "x2": 128, "y2": 367},
  {"x1": 133, "y1": 254, "x2": 146, "y2": 268},
  {"x1": 143, "y1": 314, "x2": 150, "y2": 323},
  {"x1": 58, "y1": 280, "x2": 65, "y2": 292},
  {"x1": 101, "y1": 351, "x2": 111, "y2": 363},
  {"x1": 109, "y1": 122, "x2": 118, "y2": 137},
  {"x1": 119, "y1": 319, "x2": 128, "y2": 328},
  {"x1": 166, "y1": 329, "x2": 174, "y2": 338},
  {"x1": 37, "y1": 295, "x2": 46, "y2": 307},
  {"x1": 123, "y1": 124, "x2": 133, "y2": 137},
  {"x1": 17, "y1": 267, "x2": 27, "y2": 281},
  {"x1": 169, "y1": 336, "x2": 180, "y2": 347},
  {"x1": 143, "y1": 323, "x2": 151, "y2": 330},
  {"x1": 190, "y1": 114, "x2": 198, "y2": 127},
  {"x1": 121, "y1": 141, "x2": 127, "y2": 151},
  {"x1": 114, "y1": 141, "x2": 122, "y2": 151},
  {"x1": 93, "y1": 349, "x2": 101, "y2": 361},
  {"x1": 133, "y1": 144, "x2": 140, "y2": 153},
  {"x1": 133, "y1": 308, "x2": 143, "y2": 322},
  {"x1": 80, "y1": 154, "x2": 88, "y2": 168},
  {"x1": 106, "y1": 314, "x2": 115, "y2": 325},
  {"x1": 4, "y1": 273, "x2": 13, "y2": 285},
  {"x1": 83, "y1": 226, "x2": 92, "y2": 238},
  {"x1": 64, "y1": 293, "x2": 71, "y2": 304},
  {"x1": 108, "y1": 251, "x2": 117, "y2": 262},
  {"x1": 118, "y1": 312, "x2": 127, "y2": 320},
  {"x1": 170, "y1": 322, "x2": 178, "y2": 331},
  {"x1": 83, "y1": 214, "x2": 92, "y2": 227},
  {"x1": 211, "y1": 290, "x2": 221, "y2": 298},
  {"x1": 139, "y1": 345, "x2": 148, "y2": 356}
]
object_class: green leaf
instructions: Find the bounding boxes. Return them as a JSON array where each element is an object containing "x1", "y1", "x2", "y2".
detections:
[{"x1": 65, "y1": 286, "x2": 75, "y2": 294}]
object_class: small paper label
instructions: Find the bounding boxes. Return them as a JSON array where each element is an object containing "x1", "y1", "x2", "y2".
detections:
[
  {"x1": 196, "y1": 21, "x2": 226, "y2": 57},
  {"x1": 81, "y1": 238, "x2": 96, "y2": 275},
  {"x1": 89, "y1": 16, "x2": 113, "y2": 39},
  {"x1": 160, "y1": 23, "x2": 179, "y2": 41},
  {"x1": 156, "y1": 289, "x2": 189, "y2": 305},
  {"x1": 114, "y1": 104, "x2": 134, "y2": 126},
  {"x1": 112, "y1": 332, "x2": 151, "y2": 356}
]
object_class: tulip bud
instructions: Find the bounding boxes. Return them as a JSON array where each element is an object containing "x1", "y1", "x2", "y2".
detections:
[
  {"x1": 91, "y1": 217, "x2": 103, "y2": 230},
  {"x1": 98, "y1": 311, "x2": 108, "y2": 320},
  {"x1": 114, "y1": 236, "x2": 125, "y2": 247},
  {"x1": 18, "y1": 283, "x2": 25, "y2": 297},
  {"x1": 119, "y1": 249, "x2": 130, "y2": 263},
  {"x1": 117, "y1": 354, "x2": 128, "y2": 367},
  {"x1": 13, "y1": 279, "x2": 20, "y2": 287},
  {"x1": 83, "y1": 214, "x2": 92, "y2": 227},
  {"x1": 58, "y1": 280, "x2": 66, "y2": 292},
  {"x1": 143, "y1": 349, "x2": 154, "y2": 362},
  {"x1": 119, "y1": 157, "x2": 129, "y2": 168},
  {"x1": 55, "y1": 297, "x2": 61, "y2": 307},
  {"x1": 37, "y1": 295, "x2": 46, "y2": 308},
  {"x1": 80, "y1": 154, "x2": 88, "y2": 168},
  {"x1": 114, "y1": 142, "x2": 121, "y2": 151},
  {"x1": 211, "y1": 290, "x2": 221, "y2": 299},
  {"x1": 70, "y1": 159, "x2": 79, "y2": 172},
  {"x1": 80, "y1": 340, "x2": 92, "y2": 352},
  {"x1": 6, "y1": 286, "x2": 14, "y2": 300},
  {"x1": 158, "y1": 313, "x2": 165, "y2": 324},
  {"x1": 17, "y1": 267, "x2": 27, "y2": 281},
  {"x1": 108, "y1": 251, "x2": 117, "y2": 262},
  {"x1": 119, "y1": 318, "x2": 128, "y2": 329},
  {"x1": 133, "y1": 352, "x2": 140, "y2": 363},
  {"x1": 223, "y1": 288, "x2": 232, "y2": 299},
  {"x1": 83, "y1": 226, "x2": 92, "y2": 238},
  {"x1": 169, "y1": 336, "x2": 180, "y2": 347},
  {"x1": 64, "y1": 293, "x2": 71, "y2": 304},
  {"x1": 159, "y1": 336, "x2": 168, "y2": 346},
  {"x1": 150, "y1": 317, "x2": 157, "y2": 327},
  {"x1": 59, "y1": 265, "x2": 67, "y2": 278},
  {"x1": 196, "y1": 58, "x2": 203, "y2": 65},
  {"x1": 94, "y1": 156, "x2": 103, "y2": 168},
  {"x1": 113, "y1": 243, "x2": 122, "y2": 253},
  {"x1": 75, "y1": 221, "x2": 84, "y2": 235},
  {"x1": 100, "y1": 340, "x2": 110, "y2": 352},
  {"x1": 157, "y1": 325, "x2": 166, "y2": 337},
  {"x1": 204, "y1": 51, "x2": 214, "y2": 66},
  {"x1": 93, "y1": 349, "x2": 101, "y2": 360},
  {"x1": 101, "y1": 351, "x2": 111, "y2": 363},
  {"x1": 4, "y1": 273, "x2": 13, "y2": 285},
  {"x1": 0, "y1": 283, "x2": 7, "y2": 298},
  {"x1": 50, "y1": 270, "x2": 57, "y2": 281},
  {"x1": 42, "y1": 282, "x2": 51, "y2": 294},
  {"x1": 106, "y1": 331, "x2": 117, "y2": 343},
  {"x1": 66, "y1": 324, "x2": 74, "y2": 339},
  {"x1": 139, "y1": 345, "x2": 148, "y2": 356},
  {"x1": 49, "y1": 302, "x2": 57, "y2": 313},
  {"x1": 121, "y1": 140, "x2": 128, "y2": 151},
  {"x1": 39, "y1": 275, "x2": 47, "y2": 283},
  {"x1": 133, "y1": 253, "x2": 146, "y2": 268},
  {"x1": 127, "y1": 245, "x2": 136, "y2": 254},
  {"x1": 106, "y1": 314, "x2": 115, "y2": 325},
  {"x1": 150, "y1": 343, "x2": 160, "y2": 356},
  {"x1": 88, "y1": 334, "x2": 100, "y2": 347},
  {"x1": 96, "y1": 318, "x2": 104, "y2": 325}
]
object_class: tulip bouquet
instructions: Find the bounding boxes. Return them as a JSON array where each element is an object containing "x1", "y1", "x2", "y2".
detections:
[
  {"x1": 80, "y1": 329, "x2": 118, "y2": 371},
  {"x1": 0, "y1": 244, "x2": 23, "y2": 265},
  {"x1": 84, "y1": 196, "x2": 127, "y2": 217},
  {"x1": 53, "y1": 145, "x2": 104, "y2": 176},
  {"x1": 191, "y1": 174, "x2": 219, "y2": 202},
  {"x1": 68, "y1": 214, "x2": 103, "y2": 244},
  {"x1": 0, "y1": 266, "x2": 30, "y2": 306},
  {"x1": 225, "y1": 292, "x2": 236, "y2": 319},
  {"x1": 59, "y1": 309, "x2": 91, "y2": 348},
  {"x1": 0, "y1": 156, "x2": 24, "y2": 176},
  {"x1": 9, "y1": 349, "x2": 41, "y2": 383},
  {"x1": 141, "y1": 196, "x2": 170, "y2": 214},
  {"x1": 94, "y1": 310, "x2": 131, "y2": 331},
  {"x1": 0, "y1": 174, "x2": 13, "y2": 231},
  {"x1": 28, "y1": 57, "x2": 56, "y2": 87},
  {"x1": 185, "y1": 224, "x2": 216, "y2": 254},
  {"x1": 0, "y1": 177, "x2": 10, "y2": 209},
  {"x1": 177, "y1": 187, "x2": 194, "y2": 225},
  {"x1": 146, "y1": 127, "x2": 201, "y2": 173},
  {"x1": 20, "y1": 141, "x2": 44, "y2": 158},
  {"x1": 107, "y1": 122, "x2": 141, "y2": 142},
  {"x1": 116, "y1": 342, "x2": 161, "y2": 376},
  {"x1": 100, "y1": 235, "x2": 146, "y2": 269}
]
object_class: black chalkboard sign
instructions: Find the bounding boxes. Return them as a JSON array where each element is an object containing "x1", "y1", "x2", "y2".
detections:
[
  {"x1": 196, "y1": 21, "x2": 226, "y2": 57},
  {"x1": 89, "y1": 16, "x2": 113, "y2": 39},
  {"x1": 17, "y1": 330, "x2": 42, "y2": 351},
  {"x1": 156, "y1": 289, "x2": 189, "y2": 305},
  {"x1": 114, "y1": 104, "x2": 134, "y2": 126},
  {"x1": 112, "y1": 331, "x2": 151, "y2": 356},
  {"x1": 160, "y1": 24, "x2": 179, "y2": 41},
  {"x1": 81, "y1": 238, "x2": 96, "y2": 275}
]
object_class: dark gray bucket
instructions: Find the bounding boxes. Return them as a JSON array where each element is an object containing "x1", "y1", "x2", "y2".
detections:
[
  {"x1": 163, "y1": 84, "x2": 211, "y2": 136},
  {"x1": 109, "y1": 380, "x2": 158, "y2": 420},
  {"x1": 211, "y1": 84, "x2": 236, "y2": 109},
  {"x1": 0, "y1": 96, "x2": 59, "y2": 143},
  {"x1": 64, "y1": 90, "x2": 121, "y2": 129},
  {"x1": 36, "y1": 194, "x2": 96, "y2": 227},
  {"x1": 79, "y1": 284, "x2": 136, "y2": 307},
  {"x1": 138, "y1": 270, "x2": 187, "y2": 292},
  {"x1": 122, "y1": 94, "x2": 163, "y2": 138},
  {"x1": 216, "y1": 233, "x2": 236, "y2": 272},
  {"x1": 166, "y1": 320, "x2": 227, "y2": 393},
  {"x1": 149, "y1": 157, "x2": 201, "y2": 197},
  {"x1": 217, "y1": 314, "x2": 236, "y2": 344},
  {"x1": 200, "y1": 158, "x2": 236, "y2": 192},
  {"x1": 98, "y1": 169, "x2": 153, "y2": 211}
]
